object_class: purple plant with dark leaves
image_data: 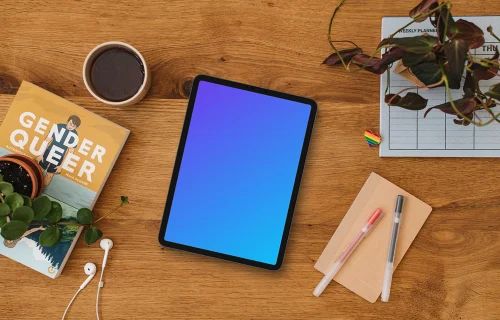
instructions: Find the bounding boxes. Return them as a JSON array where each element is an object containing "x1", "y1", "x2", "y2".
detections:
[{"x1": 323, "y1": 0, "x2": 500, "y2": 126}]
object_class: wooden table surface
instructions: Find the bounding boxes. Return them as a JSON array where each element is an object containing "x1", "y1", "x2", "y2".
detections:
[{"x1": 1, "y1": 1, "x2": 500, "y2": 319}]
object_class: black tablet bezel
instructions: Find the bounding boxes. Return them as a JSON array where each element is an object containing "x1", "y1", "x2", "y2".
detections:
[{"x1": 158, "y1": 75, "x2": 317, "y2": 270}]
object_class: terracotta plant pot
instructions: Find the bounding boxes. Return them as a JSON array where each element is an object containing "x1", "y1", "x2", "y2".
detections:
[
  {"x1": 4, "y1": 154, "x2": 45, "y2": 197},
  {"x1": 393, "y1": 60, "x2": 426, "y2": 88},
  {"x1": 0, "y1": 155, "x2": 44, "y2": 199}
]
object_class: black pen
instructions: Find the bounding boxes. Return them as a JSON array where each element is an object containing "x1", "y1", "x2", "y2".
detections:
[{"x1": 381, "y1": 195, "x2": 405, "y2": 302}]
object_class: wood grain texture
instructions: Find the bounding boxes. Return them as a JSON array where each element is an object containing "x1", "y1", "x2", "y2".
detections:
[{"x1": 1, "y1": 0, "x2": 500, "y2": 319}]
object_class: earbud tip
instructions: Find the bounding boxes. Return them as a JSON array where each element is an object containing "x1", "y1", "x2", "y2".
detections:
[
  {"x1": 100, "y1": 239, "x2": 114, "y2": 250},
  {"x1": 84, "y1": 262, "x2": 97, "y2": 275}
]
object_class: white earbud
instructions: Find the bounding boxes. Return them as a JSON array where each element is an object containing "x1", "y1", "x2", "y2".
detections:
[
  {"x1": 97, "y1": 239, "x2": 114, "y2": 320},
  {"x1": 63, "y1": 262, "x2": 97, "y2": 319},
  {"x1": 100, "y1": 239, "x2": 114, "y2": 268},
  {"x1": 80, "y1": 262, "x2": 97, "y2": 289}
]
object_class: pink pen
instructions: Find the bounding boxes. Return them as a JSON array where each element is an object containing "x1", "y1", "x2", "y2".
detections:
[{"x1": 313, "y1": 208, "x2": 384, "y2": 297}]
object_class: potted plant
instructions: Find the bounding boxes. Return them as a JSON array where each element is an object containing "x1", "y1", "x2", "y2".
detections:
[
  {"x1": 0, "y1": 171, "x2": 128, "y2": 247},
  {"x1": 323, "y1": 0, "x2": 500, "y2": 126},
  {"x1": 0, "y1": 155, "x2": 44, "y2": 199}
]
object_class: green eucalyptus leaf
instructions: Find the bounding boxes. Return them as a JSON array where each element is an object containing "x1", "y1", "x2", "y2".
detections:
[
  {"x1": 379, "y1": 36, "x2": 438, "y2": 54},
  {"x1": 5, "y1": 193, "x2": 24, "y2": 212},
  {"x1": 84, "y1": 227, "x2": 103, "y2": 245},
  {"x1": 0, "y1": 220, "x2": 28, "y2": 240},
  {"x1": 12, "y1": 206, "x2": 35, "y2": 223},
  {"x1": 39, "y1": 227, "x2": 61, "y2": 247},
  {"x1": 32, "y1": 196, "x2": 52, "y2": 220},
  {"x1": 77, "y1": 208, "x2": 94, "y2": 225},
  {"x1": 486, "y1": 83, "x2": 500, "y2": 100},
  {"x1": 402, "y1": 51, "x2": 436, "y2": 67},
  {"x1": 22, "y1": 196, "x2": 32, "y2": 207},
  {"x1": 0, "y1": 181, "x2": 14, "y2": 196},
  {"x1": 444, "y1": 39, "x2": 468, "y2": 89},
  {"x1": 385, "y1": 92, "x2": 428, "y2": 111},
  {"x1": 121, "y1": 196, "x2": 129, "y2": 206},
  {"x1": 410, "y1": 62, "x2": 443, "y2": 86},
  {"x1": 0, "y1": 217, "x2": 7, "y2": 228},
  {"x1": 0, "y1": 203, "x2": 11, "y2": 217},
  {"x1": 45, "y1": 202, "x2": 63, "y2": 223}
]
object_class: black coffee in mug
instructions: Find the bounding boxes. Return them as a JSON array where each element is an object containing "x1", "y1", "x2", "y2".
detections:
[{"x1": 90, "y1": 47, "x2": 145, "y2": 102}]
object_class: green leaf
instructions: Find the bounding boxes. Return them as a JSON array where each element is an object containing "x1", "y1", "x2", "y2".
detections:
[
  {"x1": 5, "y1": 193, "x2": 25, "y2": 212},
  {"x1": 486, "y1": 83, "x2": 500, "y2": 100},
  {"x1": 84, "y1": 227, "x2": 103, "y2": 245},
  {"x1": 0, "y1": 217, "x2": 7, "y2": 228},
  {"x1": 39, "y1": 227, "x2": 61, "y2": 247},
  {"x1": 22, "y1": 196, "x2": 32, "y2": 207},
  {"x1": 379, "y1": 36, "x2": 438, "y2": 54},
  {"x1": 0, "y1": 174, "x2": 3, "y2": 181},
  {"x1": 46, "y1": 201, "x2": 63, "y2": 223},
  {"x1": 0, "y1": 220, "x2": 28, "y2": 240},
  {"x1": 444, "y1": 39, "x2": 468, "y2": 89},
  {"x1": 77, "y1": 208, "x2": 94, "y2": 225},
  {"x1": 120, "y1": 196, "x2": 129, "y2": 206},
  {"x1": 410, "y1": 62, "x2": 443, "y2": 86},
  {"x1": 385, "y1": 92, "x2": 428, "y2": 110},
  {"x1": 402, "y1": 52, "x2": 436, "y2": 67},
  {"x1": 0, "y1": 203, "x2": 11, "y2": 217},
  {"x1": 0, "y1": 181, "x2": 14, "y2": 196},
  {"x1": 32, "y1": 196, "x2": 52, "y2": 220},
  {"x1": 12, "y1": 206, "x2": 35, "y2": 223}
]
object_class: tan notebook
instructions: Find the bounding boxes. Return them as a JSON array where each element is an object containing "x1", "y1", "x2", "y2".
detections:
[{"x1": 314, "y1": 172, "x2": 432, "y2": 303}]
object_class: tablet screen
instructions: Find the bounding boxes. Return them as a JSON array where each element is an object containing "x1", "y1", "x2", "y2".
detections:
[{"x1": 163, "y1": 79, "x2": 314, "y2": 267}]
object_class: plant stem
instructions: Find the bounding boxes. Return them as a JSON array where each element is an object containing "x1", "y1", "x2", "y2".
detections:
[
  {"x1": 442, "y1": 70, "x2": 500, "y2": 126},
  {"x1": 93, "y1": 203, "x2": 124, "y2": 225},
  {"x1": 389, "y1": 2, "x2": 448, "y2": 38},
  {"x1": 326, "y1": 0, "x2": 448, "y2": 73},
  {"x1": 0, "y1": 194, "x2": 4, "y2": 203},
  {"x1": 30, "y1": 221, "x2": 83, "y2": 227},
  {"x1": 488, "y1": 27, "x2": 500, "y2": 43}
]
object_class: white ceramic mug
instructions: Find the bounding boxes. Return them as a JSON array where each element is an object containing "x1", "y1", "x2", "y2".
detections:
[{"x1": 83, "y1": 41, "x2": 151, "y2": 107}]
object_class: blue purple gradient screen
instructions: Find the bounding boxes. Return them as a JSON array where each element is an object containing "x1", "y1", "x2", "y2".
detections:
[{"x1": 164, "y1": 81, "x2": 311, "y2": 265}]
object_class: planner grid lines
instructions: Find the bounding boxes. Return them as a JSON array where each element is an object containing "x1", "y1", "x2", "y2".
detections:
[{"x1": 380, "y1": 17, "x2": 500, "y2": 157}]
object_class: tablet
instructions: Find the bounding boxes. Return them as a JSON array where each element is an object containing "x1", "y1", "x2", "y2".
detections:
[{"x1": 158, "y1": 75, "x2": 317, "y2": 270}]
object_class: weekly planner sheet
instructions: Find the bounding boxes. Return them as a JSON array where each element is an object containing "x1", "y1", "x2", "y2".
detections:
[{"x1": 380, "y1": 16, "x2": 500, "y2": 157}]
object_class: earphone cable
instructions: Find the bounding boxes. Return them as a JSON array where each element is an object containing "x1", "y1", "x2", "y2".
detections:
[
  {"x1": 62, "y1": 288, "x2": 82, "y2": 320},
  {"x1": 96, "y1": 266, "x2": 105, "y2": 320}
]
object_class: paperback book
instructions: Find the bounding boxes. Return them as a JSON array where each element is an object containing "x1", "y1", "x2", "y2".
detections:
[{"x1": 0, "y1": 81, "x2": 129, "y2": 278}]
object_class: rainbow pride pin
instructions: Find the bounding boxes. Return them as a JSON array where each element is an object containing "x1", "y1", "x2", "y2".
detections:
[{"x1": 364, "y1": 130, "x2": 381, "y2": 147}]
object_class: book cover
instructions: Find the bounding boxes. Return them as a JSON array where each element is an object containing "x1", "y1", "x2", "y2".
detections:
[{"x1": 0, "y1": 81, "x2": 129, "y2": 278}]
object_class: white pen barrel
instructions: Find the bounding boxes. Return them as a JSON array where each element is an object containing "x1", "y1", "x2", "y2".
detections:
[
  {"x1": 381, "y1": 262, "x2": 393, "y2": 302},
  {"x1": 313, "y1": 262, "x2": 342, "y2": 297}
]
